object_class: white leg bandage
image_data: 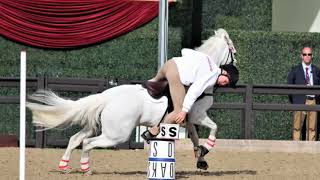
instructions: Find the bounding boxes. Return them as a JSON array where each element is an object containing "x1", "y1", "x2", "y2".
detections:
[{"x1": 204, "y1": 135, "x2": 216, "y2": 150}]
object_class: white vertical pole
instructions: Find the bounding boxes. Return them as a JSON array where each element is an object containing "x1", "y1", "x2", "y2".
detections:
[
  {"x1": 158, "y1": 0, "x2": 169, "y2": 69},
  {"x1": 20, "y1": 51, "x2": 26, "y2": 180},
  {"x1": 137, "y1": 0, "x2": 169, "y2": 143},
  {"x1": 158, "y1": 0, "x2": 188, "y2": 139}
]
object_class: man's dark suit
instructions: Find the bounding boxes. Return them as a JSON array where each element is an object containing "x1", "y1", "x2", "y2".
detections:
[
  {"x1": 288, "y1": 63, "x2": 320, "y2": 141},
  {"x1": 288, "y1": 64, "x2": 320, "y2": 104}
]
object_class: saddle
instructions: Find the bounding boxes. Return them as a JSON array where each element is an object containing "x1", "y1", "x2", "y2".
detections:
[
  {"x1": 141, "y1": 80, "x2": 207, "y2": 107},
  {"x1": 141, "y1": 80, "x2": 169, "y2": 99}
]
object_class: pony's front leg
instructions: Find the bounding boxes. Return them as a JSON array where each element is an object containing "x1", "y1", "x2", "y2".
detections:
[
  {"x1": 59, "y1": 129, "x2": 93, "y2": 173},
  {"x1": 197, "y1": 114, "x2": 217, "y2": 152},
  {"x1": 187, "y1": 121, "x2": 209, "y2": 170},
  {"x1": 189, "y1": 113, "x2": 218, "y2": 170},
  {"x1": 196, "y1": 114, "x2": 218, "y2": 170}
]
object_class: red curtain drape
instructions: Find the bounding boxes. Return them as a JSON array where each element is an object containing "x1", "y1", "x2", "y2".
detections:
[{"x1": 0, "y1": 0, "x2": 159, "y2": 48}]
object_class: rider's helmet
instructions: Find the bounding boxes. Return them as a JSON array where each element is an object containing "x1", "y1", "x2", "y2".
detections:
[{"x1": 220, "y1": 64, "x2": 239, "y2": 88}]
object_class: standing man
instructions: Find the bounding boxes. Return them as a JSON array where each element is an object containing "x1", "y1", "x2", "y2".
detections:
[{"x1": 288, "y1": 47, "x2": 320, "y2": 141}]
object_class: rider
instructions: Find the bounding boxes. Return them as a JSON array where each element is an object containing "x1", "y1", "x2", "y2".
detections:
[{"x1": 142, "y1": 48, "x2": 239, "y2": 141}]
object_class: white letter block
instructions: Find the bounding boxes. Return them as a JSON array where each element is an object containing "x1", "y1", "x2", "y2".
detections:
[
  {"x1": 157, "y1": 123, "x2": 179, "y2": 140},
  {"x1": 148, "y1": 140, "x2": 175, "y2": 180}
]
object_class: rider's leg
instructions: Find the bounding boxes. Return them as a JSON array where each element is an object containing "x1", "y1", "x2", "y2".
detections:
[
  {"x1": 144, "y1": 60, "x2": 186, "y2": 136},
  {"x1": 149, "y1": 59, "x2": 171, "y2": 82},
  {"x1": 162, "y1": 60, "x2": 186, "y2": 123}
]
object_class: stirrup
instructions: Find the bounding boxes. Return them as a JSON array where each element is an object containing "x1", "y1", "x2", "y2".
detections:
[{"x1": 141, "y1": 130, "x2": 157, "y2": 144}]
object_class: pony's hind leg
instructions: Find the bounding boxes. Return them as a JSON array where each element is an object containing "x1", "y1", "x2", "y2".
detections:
[
  {"x1": 59, "y1": 128, "x2": 94, "y2": 173},
  {"x1": 187, "y1": 122, "x2": 209, "y2": 170},
  {"x1": 80, "y1": 134, "x2": 122, "y2": 175}
]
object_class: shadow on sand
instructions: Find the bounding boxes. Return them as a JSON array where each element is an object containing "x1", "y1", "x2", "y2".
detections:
[{"x1": 52, "y1": 169, "x2": 257, "y2": 178}]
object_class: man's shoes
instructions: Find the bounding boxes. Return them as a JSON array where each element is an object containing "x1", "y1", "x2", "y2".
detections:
[{"x1": 141, "y1": 130, "x2": 157, "y2": 144}]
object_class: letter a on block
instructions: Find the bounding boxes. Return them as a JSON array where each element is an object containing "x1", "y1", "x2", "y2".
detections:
[{"x1": 161, "y1": 163, "x2": 167, "y2": 177}]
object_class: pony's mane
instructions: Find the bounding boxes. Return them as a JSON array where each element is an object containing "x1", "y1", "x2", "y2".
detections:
[
  {"x1": 195, "y1": 28, "x2": 236, "y2": 66},
  {"x1": 196, "y1": 28, "x2": 231, "y2": 54},
  {"x1": 195, "y1": 35, "x2": 226, "y2": 56}
]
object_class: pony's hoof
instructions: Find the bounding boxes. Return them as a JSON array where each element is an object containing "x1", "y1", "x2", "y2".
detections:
[
  {"x1": 82, "y1": 169, "x2": 93, "y2": 176},
  {"x1": 59, "y1": 166, "x2": 72, "y2": 174},
  {"x1": 196, "y1": 160, "x2": 208, "y2": 170},
  {"x1": 81, "y1": 165, "x2": 92, "y2": 176}
]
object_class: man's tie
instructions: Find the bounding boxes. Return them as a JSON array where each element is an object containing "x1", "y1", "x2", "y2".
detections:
[{"x1": 305, "y1": 67, "x2": 310, "y2": 85}]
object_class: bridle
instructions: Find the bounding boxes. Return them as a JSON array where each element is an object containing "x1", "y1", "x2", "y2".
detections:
[
  {"x1": 222, "y1": 36, "x2": 236, "y2": 66},
  {"x1": 201, "y1": 36, "x2": 238, "y2": 97},
  {"x1": 223, "y1": 49, "x2": 235, "y2": 66},
  {"x1": 212, "y1": 40, "x2": 237, "y2": 94}
]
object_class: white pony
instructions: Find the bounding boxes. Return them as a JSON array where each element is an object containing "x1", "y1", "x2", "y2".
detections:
[{"x1": 27, "y1": 28, "x2": 237, "y2": 174}]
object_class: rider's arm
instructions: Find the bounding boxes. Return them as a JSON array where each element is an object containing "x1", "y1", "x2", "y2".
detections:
[{"x1": 182, "y1": 65, "x2": 222, "y2": 113}]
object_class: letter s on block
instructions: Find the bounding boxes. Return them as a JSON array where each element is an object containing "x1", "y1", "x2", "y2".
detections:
[
  {"x1": 161, "y1": 126, "x2": 166, "y2": 136},
  {"x1": 169, "y1": 127, "x2": 177, "y2": 137}
]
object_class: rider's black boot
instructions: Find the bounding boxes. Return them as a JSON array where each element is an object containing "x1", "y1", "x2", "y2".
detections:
[{"x1": 141, "y1": 130, "x2": 157, "y2": 144}]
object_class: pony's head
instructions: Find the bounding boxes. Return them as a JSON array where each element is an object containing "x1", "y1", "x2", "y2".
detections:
[{"x1": 196, "y1": 28, "x2": 237, "y2": 66}]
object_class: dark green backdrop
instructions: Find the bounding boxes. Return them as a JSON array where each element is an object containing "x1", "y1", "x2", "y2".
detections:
[{"x1": 1, "y1": 0, "x2": 319, "y2": 140}]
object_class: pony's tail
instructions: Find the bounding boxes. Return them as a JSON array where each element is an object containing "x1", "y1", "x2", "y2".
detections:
[{"x1": 26, "y1": 90, "x2": 107, "y2": 133}]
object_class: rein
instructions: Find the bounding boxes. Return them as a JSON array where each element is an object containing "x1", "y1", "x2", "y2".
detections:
[
  {"x1": 203, "y1": 47, "x2": 236, "y2": 101},
  {"x1": 223, "y1": 49, "x2": 235, "y2": 66}
]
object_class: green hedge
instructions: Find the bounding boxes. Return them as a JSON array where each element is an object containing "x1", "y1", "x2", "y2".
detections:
[
  {"x1": 1, "y1": 0, "x2": 320, "y2": 140},
  {"x1": 200, "y1": 30, "x2": 320, "y2": 140},
  {"x1": 202, "y1": 0, "x2": 272, "y2": 31},
  {"x1": 3, "y1": 27, "x2": 320, "y2": 140},
  {"x1": 2, "y1": 28, "x2": 320, "y2": 140},
  {"x1": 0, "y1": 21, "x2": 182, "y2": 138}
]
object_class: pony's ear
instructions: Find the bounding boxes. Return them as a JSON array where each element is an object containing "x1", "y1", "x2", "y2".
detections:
[
  {"x1": 233, "y1": 58, "x2": 237, "y2": 66},
  {"x1": 223, "y1": 35, "x2": 237, "y2": 54}
]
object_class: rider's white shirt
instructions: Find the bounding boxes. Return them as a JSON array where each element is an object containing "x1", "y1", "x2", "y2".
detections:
[{"x1": 173, "y1": 48, "x2": 222, "y2": 113}]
